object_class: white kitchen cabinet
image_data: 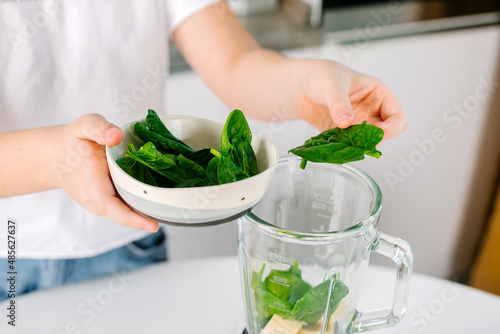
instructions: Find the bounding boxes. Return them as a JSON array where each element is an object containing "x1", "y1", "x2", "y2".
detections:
[{"x1": 164, "y1": 25, "x2": 500, "y2": 279}]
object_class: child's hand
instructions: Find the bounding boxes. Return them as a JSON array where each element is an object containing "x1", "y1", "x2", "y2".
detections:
[
  {"x1": 55, "y1": 114, "x2": 159, "y2": 232},
  {"x1": 173, "y1": 3, "x2": 406, "y2": 140},
  {"x1": 292, "y1": 59, "x2": 407, "y2": 139}
]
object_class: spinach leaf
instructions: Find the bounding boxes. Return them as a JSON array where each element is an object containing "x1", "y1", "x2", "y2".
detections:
[
  {"x1": 125, "y1": 143, "x2": 187, "y2": 184},
  {"x1": 252, "y1": 265, "x2": 294, "y2": 323},
  {"x1": 144, "y1": 168, "x2": 174, "y2": 188},
  {"x1": 217, "y1": 155, "x2": 249, "y2": 184},
  {"x1": 289, "y1": 121, "x2": 383, "y2": 169},
  {"x1": 120, "y1": 146, "x2": 207, "y2": 188},
  {"x1": 264, "y1": 260, "x2": 312, "y2": 304},
  {"x1": 252, "y1": 261, "x2": 350, "y2": 327},
  {"x1": 145, "y1": 109, "x2": 186, "y2": 145},
  {"x1": 185, "y1": 148, "x2": 213, "y2": 169},
  {"x1": 117, "y1": 108, "x2": 260, "y2": 188},
  {"x1": 210, "y1": 148, "x2": 249, "y2": 184},
  {"x1": 177, "y1": 154, "x2": 206, "y2": 179},
  {"x1": 254, "y1": 284, "x2": 295, "y2": 320},
  {"x1": 221, "y1": 109, "x2": 251, "y2": 155},
  {"x1": 233, "y1": 138, "x2": 258, "y2": 177},
  {"x1": 206, "y1": 157, "x2": 220, "y2": 185},
  {"x1": 117, "y1": 156, "x2": 173, "y2": 187},
  {"x1": 220, "y1": 109, "x2": 258, "y2": 176},
  {"x1": 116, "y1": 156, "x2": 142, "y2": 179},
  {"x1": 287, "y1": 274, "x2": 349, "y2": 324},
  {"x1": 134, "y1": 122, "x2": 194, "y2": 156}
]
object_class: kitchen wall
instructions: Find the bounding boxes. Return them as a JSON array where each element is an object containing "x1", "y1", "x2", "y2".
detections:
[{"x1": 163, "y1": 24, "x2": 500, "y2": 280}]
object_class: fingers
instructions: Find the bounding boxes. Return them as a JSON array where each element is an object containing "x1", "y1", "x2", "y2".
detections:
[
  {"x1": 375, "y1": 89, "x2": 408, "y2": 139},
  {"x1": 101, "y1": 196, "x2": 160, "y2": 232},
  {"x1": 325, "y1": 88, "x2": 355, "y2": 129},
  {"x1": 83, "y1": 160, "x2": 160, "y2": 232},
  {"x1": 69, "y1": 116, "x2": 157, "y2": 232},
  {"x1": 330, "y1": 98, "x2": 355, "y2": 128},
  {"x1": 373, "y1": 113, "x2": 407, "y2": 140},
  {"x1": 73, "y1": 113, "x2": 124, "y2": 146}
]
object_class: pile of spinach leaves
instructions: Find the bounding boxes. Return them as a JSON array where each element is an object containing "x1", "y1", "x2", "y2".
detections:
[
  {"x1": 252, "y1": 261, "x2": 349, "y2": 326},
  {"x1": 116, "y1": 109, "x2": 258, "y2": 188},
  {"x1": 289, "y1": 121, "x2": 384, "y2": 169}
]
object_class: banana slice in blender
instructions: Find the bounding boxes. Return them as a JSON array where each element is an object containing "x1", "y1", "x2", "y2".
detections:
[{"x1": 261, "y1": 314, "x2": 303, "y2": 334}]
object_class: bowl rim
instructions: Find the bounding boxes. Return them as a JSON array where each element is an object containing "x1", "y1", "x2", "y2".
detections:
[{"x1": 105, "y1": 114, "x2": 280, "y2": 194}]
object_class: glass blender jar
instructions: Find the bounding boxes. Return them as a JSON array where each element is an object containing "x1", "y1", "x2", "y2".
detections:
[{"x1": 236, "y1": 156, "x2": 413, "y2": 334}]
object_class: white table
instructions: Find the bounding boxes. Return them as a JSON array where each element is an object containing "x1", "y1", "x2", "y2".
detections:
[{"x1": 1, "y1": 256, "x2": 500, "y2": 334}]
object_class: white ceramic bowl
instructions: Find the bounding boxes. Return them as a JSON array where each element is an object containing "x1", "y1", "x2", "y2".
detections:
[{"x1": 106, "y1": 115, "x2": 279, "y2": 225}]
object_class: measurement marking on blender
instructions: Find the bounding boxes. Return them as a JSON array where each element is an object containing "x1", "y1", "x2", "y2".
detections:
[
  {"x1": 312, "y1": 201, "x2": 335, "y2": 213},
  {"x1": 6, "y1": 220, "x2": 17, "y2": 326},
  {"x1": 269, "y1": 277, "x2": 290, "y2": 287},
  {"x1": 270, "y1": 301, "x2": 289, "y2": 311},
  {"x1": 267, "y1": 251, "x2": 294, "y2": 265},
  {"x1": 313, "y1": 198, "x2": 333, "y2": 203}
]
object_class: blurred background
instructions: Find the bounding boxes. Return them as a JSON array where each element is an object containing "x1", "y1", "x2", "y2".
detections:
[{"x1": 163, "y1": 0, "x2": 500, "y2": 294}]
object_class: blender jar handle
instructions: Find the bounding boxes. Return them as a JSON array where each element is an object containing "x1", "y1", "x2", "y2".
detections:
[{"x1": 348, "y1": 231, "x2": 413, "y2": 333}]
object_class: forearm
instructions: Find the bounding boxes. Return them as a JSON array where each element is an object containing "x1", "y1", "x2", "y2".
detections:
[
  {"x1": 172, "y1": 2, "x2": 302, "y2": 121},
  {"x1": 218, "y1": 48, "x2": 302, "y2": 121},
  {"x1": 0, "y1": 126, "x2": 63, "y2": 197},
  {"x1": 0, "y1": 115, "x2": 158, "y2": 231}
]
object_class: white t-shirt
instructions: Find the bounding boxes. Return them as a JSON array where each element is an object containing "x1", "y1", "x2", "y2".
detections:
[{"x1": 0, "y1": 0, "x2": 220, "y2": 259}]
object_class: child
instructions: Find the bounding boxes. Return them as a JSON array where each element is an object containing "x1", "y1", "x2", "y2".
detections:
[{"x1": 0, "y1": 1, "x2": 406, "y2": 299}]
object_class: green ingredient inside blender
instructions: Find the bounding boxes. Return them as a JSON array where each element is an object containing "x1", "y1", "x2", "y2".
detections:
[
  {"x1": 290, "y1": 275, "x2": 348, "y2": 324},
  {"x1": 252, "y1": 261, "x2": 349, "y2": 326},
  {"x1": 289, "y1": 121, "x2": 384, "y2": 169},
  {"x1": 264, "y1": 260, "x2": 311, "y2": 304},
  {"x1": 252, "y1": 267, "x2": 295, "y2": 320},
  {"x1": 117, "y1": 109, "x2": 258, "y2": 187}
]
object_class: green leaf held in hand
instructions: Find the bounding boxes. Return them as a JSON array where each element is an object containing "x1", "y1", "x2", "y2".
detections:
[{"x1": 289, "y1": 121, "x2": 384, "y2": 169}]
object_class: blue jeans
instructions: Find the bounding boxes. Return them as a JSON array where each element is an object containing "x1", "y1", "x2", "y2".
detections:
[{"x1": 0, "y1": 229, "x2": 167, "y2": 301}]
